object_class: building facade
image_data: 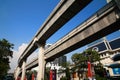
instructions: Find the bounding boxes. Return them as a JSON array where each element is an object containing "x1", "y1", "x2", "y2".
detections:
[{"x1": 88, "y1": 37, "x2": 120, "y2": 78}]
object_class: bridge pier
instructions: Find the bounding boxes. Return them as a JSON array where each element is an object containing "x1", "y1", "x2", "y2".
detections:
[
  {"x1": 15, "y1": 66, "x2": 20, "y2": 80},
  {"x1": 37, "y1": 43, "x2": 46, "y2": 80},
  {"x1": 21, "y1": 60, "x2": 26, "y2": 80}
]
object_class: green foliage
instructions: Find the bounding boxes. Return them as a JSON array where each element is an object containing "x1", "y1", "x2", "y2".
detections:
[
  {"x1": 71, "y1": 53, "x2": 80, "y2": 64},
  {"x1": 83, "y1": 49, "x2": 100, "y2": 62},
  {"x1": 60, "y1": 76, "x2": 67, "y2": 80},
  {"x1": 71, "y1": 49, "x2": 102, "y2": 79},
  {"x1": 71, "y1": 53, "x2": 88, "y2": 71},
  {"x1": 65, "y1": 67, "x2": 71, "y2": 80},
  {"x1": 95, "y1": 74, "x2": 107, "y2": 80},
  {"x1": 60, "y1": 61, "x2": 71, "y2": 68},
  {"x1": 0, "y1": 39, "x2": 14, "y2": 78},
  {"x1": 26, "y1": 70, "x2": 37, "y2": 80},
  {"x1": 71, "y1": 53, "x2": 87, "y2": 64},
  {"x1": 60, "y1": 61, "x2": 71, "y2": 80},
  {"x1": 45, "y1": 67, "x2": 50, "y2": 80}
]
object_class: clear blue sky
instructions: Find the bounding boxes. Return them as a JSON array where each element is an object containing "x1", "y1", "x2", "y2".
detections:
[
  {"x1": 0, "y1": 0, "x2": 120, "y2": 51},
  {"x1": 0, "y1": 0, "x2": 60, "y2": 50}
]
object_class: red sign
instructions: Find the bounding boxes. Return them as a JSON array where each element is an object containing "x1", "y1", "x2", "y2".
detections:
[
  {"x1": 50, "y1": 70, "x2": 53, "y2": 80},
  {"x1": 87, "y1": 61, "x2": 92, "y2": 78}
]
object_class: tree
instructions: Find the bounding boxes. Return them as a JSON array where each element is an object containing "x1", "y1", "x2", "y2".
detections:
[
  {"x1": 83, "y1": 49, "x2": 100, "y2": 63},
  {"x1": 71, "y1": 49, "x2": 102, "y2": 80},
  {"x1": 45, "y1": 67, "x2": 51, "y2": 80},
  {"x1": 60, "y1": 61, "x2": 71, "y2": 80},
  {"x1": 71, "y1": 53, "x2": 80, "y2": 64},
  {"x1": 84, "y1": 49, "x2": 108, "y2": 79},
  {"x1": 26, "y1": 70, "x2": 37, "y2": 80},
  {"x1": 0, "y1": 39, "x2": 14, "y2": 79},
  {"x1": 71, "y1": 53, "x2": 87, "y2": 80}
]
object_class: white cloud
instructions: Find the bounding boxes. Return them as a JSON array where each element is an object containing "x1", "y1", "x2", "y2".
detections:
[
  {"x1": 8, "y1": 43, "x2": 39, "y2": 73},
  {"x1": 8, "y1": 43, "x2": 28, "y2": 73}
]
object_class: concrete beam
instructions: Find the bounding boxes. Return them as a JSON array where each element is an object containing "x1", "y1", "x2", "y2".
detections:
[
  {"x1": 44, "y1": 1, "x2": 120, "y2": 61},
  {"x1": 18, "y1": 0, "x2": 92, "y2": 66},
  {"x1": 26, "y1": 58, "x2": 38, "y2": 70},
  {"x1": 25, "y1": 1, "x2": 120, "y2": 69}
]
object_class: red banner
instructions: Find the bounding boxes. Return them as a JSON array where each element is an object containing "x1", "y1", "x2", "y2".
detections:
[
  {"x1": 32, "y1": 73, "x2": 34, "y2": 80},
  {"x1": 50, "y1": 70, "x2": 53, "y2": 80},
  {"x1": 87, "y1": 61, "x2": 92, "y2": 78}
]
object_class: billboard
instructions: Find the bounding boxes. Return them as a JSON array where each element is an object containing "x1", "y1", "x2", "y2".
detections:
[{"x1": 112, "y1": 68, "x2": 120, "y2": 75}]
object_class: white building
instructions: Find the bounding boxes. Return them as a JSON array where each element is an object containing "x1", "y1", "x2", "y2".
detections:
[{"x1": 88, "y1": 37, "x2": 120, "y2": 78}]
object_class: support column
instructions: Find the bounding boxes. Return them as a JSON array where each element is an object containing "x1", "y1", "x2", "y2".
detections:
[
  {"x1": 15, "y1": 66, "x2": 20, "y2": 80},
  {"x1": 37, "y1": 43, "x2": 46, "y2": 80},
  {"x1": 21, "y1": 60, "x2": 26, "y2": 80}
]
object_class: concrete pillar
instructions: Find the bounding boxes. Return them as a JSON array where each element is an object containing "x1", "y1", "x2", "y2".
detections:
[
  {"x1": 108, "y1": 68, "x2": 114, "y2": 76},
  {"x1": 37, "y1": 43, "x2": 46, "y2": 80},
  {"x1": 15, "y1": 67, "x2": 20, "y2": 80},
  {"x1": 21, "y1": 61, "x2": 26, "y2": 80}
]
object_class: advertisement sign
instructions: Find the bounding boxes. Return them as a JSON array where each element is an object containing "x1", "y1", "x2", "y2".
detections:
[{"x1": 112, "y1": 68, "x2": 120, "y2": 75}]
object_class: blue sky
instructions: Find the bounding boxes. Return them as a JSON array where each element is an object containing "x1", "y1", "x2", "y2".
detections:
[
  {"x1": 0, "y1": 0, "x2": 60, "y2": 50},
  {"x1": 0, "y1": 0, "x2": 108, "y2": 50},
  {"x1": 0, "y1": 0, "x2": 119, "y2": 50},
  {"x1": 0, "y1": 0, "x2": 120, "y2": 72}
]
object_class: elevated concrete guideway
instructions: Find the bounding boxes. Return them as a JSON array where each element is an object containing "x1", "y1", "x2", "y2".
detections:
[
  {"x1": 18, "y1": 0, "x2": 92, "y2": 66},
  {"x1": 45, "y1": 1, "x2": 120, "y2": 61},
  {"x1": 26, "y1": 58, "x2": 38, "y2": 70},
  {"x1": 25, "y1": 1, "x2": 120, "y2": 70}
]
